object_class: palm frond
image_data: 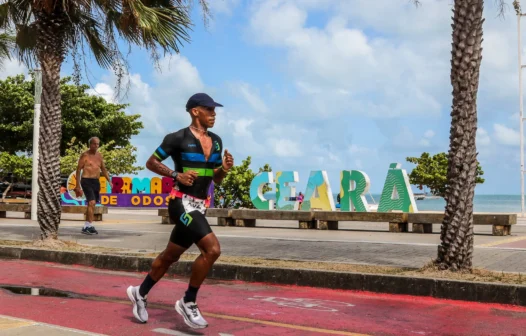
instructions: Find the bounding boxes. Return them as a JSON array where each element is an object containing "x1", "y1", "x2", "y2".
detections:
[
  {"x1": 14, "y1": 23, "x2": 37, "y2": 67},
  {"x1": 0, "y1": 32, "x2": 14, "y2": 68},
  {"x1": 116, "y1": 0, "x2": 192, "y2": 53},
  {"x1": 0, "y1": 3, "x2": 10, "y2": 29}
]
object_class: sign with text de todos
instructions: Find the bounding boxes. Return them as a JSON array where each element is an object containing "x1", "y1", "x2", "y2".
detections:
[{"x1": 61, "y1": 171, "x2": 214, "y2": 207}]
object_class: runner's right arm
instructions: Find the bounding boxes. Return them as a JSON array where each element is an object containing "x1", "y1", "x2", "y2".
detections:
[
  {"x1": 146, "y1": 133, "x2": 177, "y2": 178},
  {"x1": 146, "y1": 133, "x2": 197, "y2": 186}
]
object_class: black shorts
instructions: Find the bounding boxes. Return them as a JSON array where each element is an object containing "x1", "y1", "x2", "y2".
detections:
[
  {"x1": 80, "y1": 178, "x2": 100, "y2": 203},
  {"x1": 168, "y1": 197, "x2": 212, "y2": 249}
]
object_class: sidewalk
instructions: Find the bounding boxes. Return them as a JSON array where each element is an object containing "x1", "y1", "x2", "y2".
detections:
[
  {"x1": 1, "y1": 210, "x2": 526, "y2": 273},
  {"x1": 0, "y1": 314, "x2": 105, "y2": 335}
]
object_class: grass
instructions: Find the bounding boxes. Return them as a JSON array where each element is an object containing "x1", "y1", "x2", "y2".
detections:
[{"x1": 1, "y1": 239, "x2": 525, "y2": 286}]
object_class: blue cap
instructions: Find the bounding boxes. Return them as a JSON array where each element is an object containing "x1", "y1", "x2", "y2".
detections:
[{"x1": 186, "y1": 93, "x2": 223, "y2": 111}]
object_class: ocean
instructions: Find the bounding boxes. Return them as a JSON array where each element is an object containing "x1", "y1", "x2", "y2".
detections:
[{"x1": 263, "y1": 194, "x2": 524, "y2": 213}]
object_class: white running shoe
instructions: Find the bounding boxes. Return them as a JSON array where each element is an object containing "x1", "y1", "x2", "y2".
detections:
[
  {"x1": 175, "y1": 298, "x2": 208, "y2": 329},
  {"x1": 126, "y1": 286, "x2": 148, "y2": 323}
]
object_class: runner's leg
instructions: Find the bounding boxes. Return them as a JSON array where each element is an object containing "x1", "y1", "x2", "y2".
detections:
[
  {"x1": 187, "y1": 232, "x2": 221, "y2": 296},
  {"x1": 175, "y1": 210, "x2": 217, "y2": 329},
  {"x1": 127, "y1": 199, "x2": 192, "y2": 323},
  {"x1": 147, "y1": 241, "x2": 188, "y2": 283}
]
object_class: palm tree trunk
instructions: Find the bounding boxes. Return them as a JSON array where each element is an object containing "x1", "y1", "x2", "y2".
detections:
[
  {"x1": 34, "y1": 9, "x2": 68, "y2": 240},
  {"x1": 436, "y1": 0, "x2": 484, "y2": 271}
]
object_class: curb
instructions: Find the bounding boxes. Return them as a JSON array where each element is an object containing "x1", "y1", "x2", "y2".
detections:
[{"x1": 1, "y1": 246, "x2": 525, "y2": 307}]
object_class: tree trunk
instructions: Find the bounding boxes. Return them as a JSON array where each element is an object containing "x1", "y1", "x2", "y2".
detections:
[
  {"x1": 34, "y1": 9, "x2": 68, "y2": 240},
  {"x1": 436, "y1": 0, "x2": 484, "y2": 271},
  {"x1": 1, "y1": 182, "x2": 12, "y2": 202}
]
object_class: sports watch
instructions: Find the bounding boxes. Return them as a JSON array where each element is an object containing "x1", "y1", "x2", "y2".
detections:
[{"x1": 171, "y1": 171, "x2": 178, "y2": 180}]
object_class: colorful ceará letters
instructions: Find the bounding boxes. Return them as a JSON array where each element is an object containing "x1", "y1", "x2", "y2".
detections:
[{"x1": 249, "y1": 163, "x2": 418, "y2": 213}]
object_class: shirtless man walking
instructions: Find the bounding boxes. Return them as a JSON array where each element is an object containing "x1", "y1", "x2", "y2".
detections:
[
  {"x1": 126, "y1": 93, "x2": 234, "y2": 329},
  {"x1": 74, "y1": 137, "x2": 113, "y2": 235}
]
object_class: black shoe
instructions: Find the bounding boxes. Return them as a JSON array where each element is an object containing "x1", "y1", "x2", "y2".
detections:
[
  {"x1": 81, "y1": 227, "x2": 93, "y2": 235},
  {"x1": 88, "y1": 226, "x2": 98, "y2": 235}
]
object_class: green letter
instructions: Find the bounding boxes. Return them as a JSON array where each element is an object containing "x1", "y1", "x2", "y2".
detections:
[
  {"x1": 302, "y1": 170, "x2": 335, "y2": 211},
  {"x1": 275, "y1": 171, "x2": 299, "y2": 210},
  {"x1": 377, "y1": 163, "x2": 418, "y2": 213},
  {"x1": 340, "y1": 170, "x2": 370, "y2": 212},
  {"x1": 250, "y1": 172, "x2": 274, "y2": 210}
]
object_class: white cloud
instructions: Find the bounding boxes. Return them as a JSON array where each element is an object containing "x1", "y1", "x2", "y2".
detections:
[
  {"x1": 477, "y1": 127, "x2": 491, "y2": 146},
  {"x1": 70, "y1": 0, "x2": 526, "y2": 194},
  {"x1": 419, "y1": 139, "x2": 431, "y2": 147},
  {"x1": 229, "y1": 118, "x2": 254, "y2": 137},
  {"x1": 209, "y1": 0, "x2": 241, "y2": 16},
  {"x1": 349, "y1": 144, "x2": 370, "y2": 154},
  {"x1": 424, "y1": 130, "x2": 435, "y2": 139},
  {"x1": 509, "y1": 112, "x2": 519, "y2": 121},
  {"x1": 269, "y1": 138, "x2": 302, "y2": 157},
  {"x1": 229, "y1": 82, "x2": 269, "y2": 114},
  {"x1": 87, "y1": 83, "x2": 115, "y2": 103},
  {"x1": 154, "y1": 54, "x2": 204, "y2": 94},
  {"x1": 84, "y1": 54, "x2": 208, "y2": 157},
  {"x1": 354, "y1": 159, "x2": 363, "y2": 169},
  {"x1": 0, "y1": 59, "x2": 27, "y2": 79},
  {"x1": 493, "y1": 124, "x2": 520, "y2": 146},
  {"x1": 248, "y1": 0, "x2": 446, "y2": 120}
]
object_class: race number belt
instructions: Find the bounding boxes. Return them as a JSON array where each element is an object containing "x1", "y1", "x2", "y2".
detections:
[{"x1": 169, "y1": 189, "x2": 210, "y2": 214}]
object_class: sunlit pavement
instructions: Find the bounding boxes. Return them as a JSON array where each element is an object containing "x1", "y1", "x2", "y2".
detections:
[{"x1": 1, "y1": 208, "x2": 526, "y2": 272}]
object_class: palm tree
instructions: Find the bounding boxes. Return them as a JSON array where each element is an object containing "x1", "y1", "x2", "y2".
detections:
[
  {"x1": 412, "y1": 0, "x2": 505, "y2": 271},
  {"x1": 0, "y1": 0, "x2": 208, "y2": 241},
  {"x1": 435, "y1": 0, "x2": 485, "y2": 271}
]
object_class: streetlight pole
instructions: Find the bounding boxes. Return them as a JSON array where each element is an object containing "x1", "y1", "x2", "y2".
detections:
[
  {"x1": 516, "y1": 1, "x2": 525, "y2": 216},
  {"x1": 31, "y1": 68, "x2": 42, "y2": 221}
]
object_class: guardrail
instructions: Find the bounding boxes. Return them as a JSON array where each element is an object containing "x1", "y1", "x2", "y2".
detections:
[{"x1": 157, "y1": 208, "x2": 516, "y2": 236}]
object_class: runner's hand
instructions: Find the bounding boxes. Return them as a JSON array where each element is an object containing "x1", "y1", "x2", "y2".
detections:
[
  {"x1": 222, "y1": 149, "x2": 234, "y2": 170},
  {"x1": 177, "y1": 171, "x2": 198, "y2": 186}
]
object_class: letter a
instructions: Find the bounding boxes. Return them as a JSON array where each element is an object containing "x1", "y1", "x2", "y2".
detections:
[
  {"x1": 302, "y1": 171, "x2": 335, "y2": 211},
  {"x1": 377, "y1": 163, "x2": 418, "y2": 213}
]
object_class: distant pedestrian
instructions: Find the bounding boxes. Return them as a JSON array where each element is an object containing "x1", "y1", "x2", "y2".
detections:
[
  {"x1": 74, "y1": 137, "x2": 113, "y2": 235},
  {"x1": 298, "y1": 192, "x2": 304, "y2": 210}
]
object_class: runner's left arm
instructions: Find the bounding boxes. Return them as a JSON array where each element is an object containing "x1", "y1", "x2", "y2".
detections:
[{"x1": 213, "y1": 138, "x2": 233, "y2": 184}]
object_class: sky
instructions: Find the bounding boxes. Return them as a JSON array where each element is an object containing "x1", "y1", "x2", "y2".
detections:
[{"x1": 2, "y1": 0, "x2": 525, "y2": 195}]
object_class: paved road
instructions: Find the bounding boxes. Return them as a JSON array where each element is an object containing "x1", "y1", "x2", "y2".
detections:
[
  {"x1": 0, "y1": 260, "x2": 525, "y2": 336},
  {"x1": 2, "y1": 209, "x2": 526, "y2": 272}
]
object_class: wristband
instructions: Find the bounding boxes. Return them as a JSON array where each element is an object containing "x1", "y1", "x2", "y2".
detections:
[{"x1": 220, "y1": 165, "x2": 230, "y2": 173}]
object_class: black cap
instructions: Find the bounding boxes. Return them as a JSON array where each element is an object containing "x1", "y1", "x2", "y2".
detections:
[{"x1": 186, "y1": 93, "x2": 223, "y2": 111}]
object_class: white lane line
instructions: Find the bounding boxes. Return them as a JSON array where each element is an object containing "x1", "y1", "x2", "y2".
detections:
[{"x1": 0, "y1": 314, "x2": 107, "y2": 335}]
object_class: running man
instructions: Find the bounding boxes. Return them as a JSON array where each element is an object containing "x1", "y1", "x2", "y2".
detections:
[
  {"x1": 74, "y1": 137, "x2": 113, "y2": 235},
  {"x1": 126, "y1": 93, "x2": 234, "y2": 329}
]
